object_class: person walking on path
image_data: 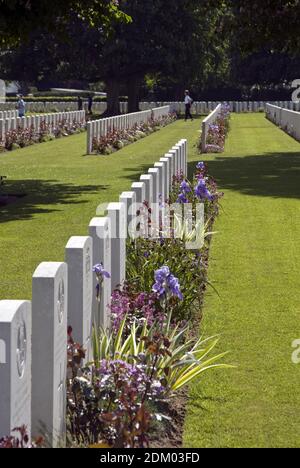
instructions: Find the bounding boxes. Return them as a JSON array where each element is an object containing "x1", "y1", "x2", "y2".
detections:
[
  {"x1": 17, "y1": 95, "x2": 26, "y2": 118},
  {"x1": 77, "y1": 96, "x2": 83, "y2": 111},
  {"x1": 184, "y1": 90, "x2": 194, "y2": 121}
]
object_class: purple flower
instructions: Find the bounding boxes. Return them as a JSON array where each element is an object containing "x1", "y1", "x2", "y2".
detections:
[
  {"x1": 196, "y1": 162, "x2": 205, "y2": 171},
  {"x1": 177, "y1": 192, "x2": 188, "y2": 204},
  {"x1": 180, "y1": 180, "x2": 191, "y2": 193},
  {"x1": 152, "y1": 266, "x2": 183, "y2": 301},
  {"x1": 195, "y1": 179, "x2": 213, "y2": 201},
  {"x1": 110, "y1": 289, "x2": 164, "y2": 333},
  {"x1": 97, "y1": 359, "x2": 164, "y2": 398},
  {"x1": 93, "y1": 263, "x2": 110, "y2": 301},
  {"x1": 93, "y1": 263, "x2": 111, "y2": 279}
]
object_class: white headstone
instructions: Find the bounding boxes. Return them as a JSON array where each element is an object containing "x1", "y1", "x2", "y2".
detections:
[
  {"x1": 140, "y1": 174, "x2": 153, "y2": 205},
  {"x1": 160, "y1": 158, "x2": 170, "y2": 200},
  {"x1": 119, "y1": 191, "x2": 136, "y2": 231},
  {"x1": 169, "y1": 149, "x2": 178, "y2": 179},
  {"x1": 87, "y1": 122, "x2": 93, "y2": 154},
  {"x1": 65, "y1": 237, "x2": 93, "y2": 363},
  {"x1": 163, "y1": 154, "x2": 174, "y2": 188},
  {"x1": 32, "y1": 262, "x2": 68, "y2": 448},
  {"x1": 154, "y1": 162, "x2": 165, "y2": 204},
  {"x1": 89, "y1": 218, "x2": 111, "y2": 330},
  {"x1": 107, "y1": 203, "x2": 126, "y2": 291},
  {"x1": 131, "y1": 182, "x2": 146, "y2": 207},
  {"x1": 0, "y1": 119, "x2": 4, "y2": 142},
  {"x1": 148, "y1": 168, "x2": 159, "y2": 203},
  {"x1": 0, "y1": 300, "x2": 31, "y2": 440}
]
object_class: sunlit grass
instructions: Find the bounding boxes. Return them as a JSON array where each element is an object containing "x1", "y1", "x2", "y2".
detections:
[{"x1": 184, "y1": 114, "x2": 300, "y2": 448}]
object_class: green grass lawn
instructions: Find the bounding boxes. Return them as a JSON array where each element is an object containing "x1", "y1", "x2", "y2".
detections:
[
  {"x1": 184, "y1": 113, "x2": 300, "y2": 448},
  {"x1": 2, "y1": 113, "x2": 300, "y2": 447},
  {"x1": 0, "y1": 119, "x2": 202, "y2": 300}
]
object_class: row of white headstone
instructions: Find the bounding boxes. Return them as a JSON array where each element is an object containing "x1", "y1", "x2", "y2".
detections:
[
  {"x1": 0, "y1": 102, "x2": 128, "y2": 114},
  {"x1": 0, "y1": 110, "x2": 18, "y2": 120},
  {"x1": 0, "y1": 137, "x2": 187, "y2": 447},
  {"x1": 86, "y1": 106, "x2": 171, "y2": 154},
  {"x1": 0, "y1": 111, "x2": 86, "y2": 144},
  {"x1": 266, "y1": 103, "x2": 300, "y2": 141},
  {"x1": 140, "y1": 101, "x2": 300, "y2": 114},
  {"x1": 1, "y1": 100, "x2": 300, "y2": 115},
  {"x1": 201, "y1": 104, "x2": 222, "y2": 153}
]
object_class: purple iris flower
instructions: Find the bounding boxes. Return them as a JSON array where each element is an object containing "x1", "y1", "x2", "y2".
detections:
[
  {"x1": 195, "y1": 179, "x2": 213, "y2": 201},
  {"x1": 177, "y1": 192, "x2": 188, "y2": 204},
  {"x1": 196, "y1": 162, "x2": 205, "y2": 171},
  {"x1": 152, "y1": 266, "x2": 183, "y2": 301},
  {"x1": 93, "y1": 263, "x2": 110, "y2": 301},
  {"x1": 180, "y1": 180, "x2": 191, "y2": 193},
  {"x1": 93, "y1": 263, "x2": 111, "y2": 279}
]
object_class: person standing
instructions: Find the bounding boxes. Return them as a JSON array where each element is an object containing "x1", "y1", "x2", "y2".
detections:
[
  {"x1": 17, "y1": 95, "x2": 26, "y2": 118},
  {"x1": 77, "y1": 96, "x2": 83, "y2": 111},
  {"x1": 184, "y1": 90, "x2": 193, "y2": 121},
  {"x1": 88, "y1": 95, "x2": 93, "y2": 114}
]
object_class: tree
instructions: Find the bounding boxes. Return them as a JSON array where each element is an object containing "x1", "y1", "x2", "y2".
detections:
[
  {"x1": 1, "y1": 0, "x2": 229, "y2": 114},
  {"x1": 99, "y1": 0, "x2": 230, "y2": 113},
  {"x1": 231, "y1": 1, "x2": 300, "y2": 55},
  {"x1": 0, "y1": 0, "x2": 129, "y2": 48}
]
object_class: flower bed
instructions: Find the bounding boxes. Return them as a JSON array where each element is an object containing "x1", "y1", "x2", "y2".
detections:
[
  {"x1": 0, "y1": 161, "x2": 230, "y2": 450},
  {"x1": 0, "y1": 120, "x2": 86, "y2": 152},
  {"x1": 92, "y1": 113, "x2": 177, "y2": 155},
  {"x1": 200, "y1": 104, "x2": 231, "y2": 153},
  {"x1": 65, "y1": 162, "x2": 230, "y2": 449}
]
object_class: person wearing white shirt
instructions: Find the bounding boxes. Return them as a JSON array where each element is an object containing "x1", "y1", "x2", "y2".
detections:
[{"x1": 184, "y1": 90, "x2": 193, "y2": 121}]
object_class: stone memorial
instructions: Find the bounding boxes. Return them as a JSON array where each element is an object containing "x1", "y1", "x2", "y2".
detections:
[
  {"x1": 107, "y1": 203, "x2": 126, "y2": 291},
  {"x1": 160, "y1": 158, "x2": 170, "y2": 200},
  {"x1": 32, "y1": 262, "x2": 68, "y2": 448},
  {"x1": 0, "y1": 300, "x2": 31, "y2": 440},
  {"x1": 89, "y1": 217, "x2": 111, "y2": 330},
  {"x1": 140, "y1": 174, "x2": 153, "y2": 205},
  {"x1": 65, "y1": 236, "x2": 93, "y2": 363},
  {"x1": 119, "y1": 191, "x2": 136, "y2": 234},
  {"x1": 131, "y1": 182, "x2": 146, "y2": 207},
  {"x1": 154, "y1": 162, "x2": 165, "y2": 204}
]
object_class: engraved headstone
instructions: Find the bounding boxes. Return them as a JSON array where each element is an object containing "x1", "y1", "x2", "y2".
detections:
[
  {"x1": 0, "y1": 300, "x2": 31, "y2": 440},
  {"x1": 32, "y1": 262, "x2": 68, "y2": 448},
  {"x1": 154, "y1": 163, "x2": 165, "y2": 204},
  {"x1": 65, "y1": 237, "x2": 93, "y2": 362},
  {"x1": 160, "y1": 158, "x2": 170, "y2": 200},
  {"x1": 89, "y1": 218, "x2": 111, "y2": 330},
  {"x1": 107, "y1": 203, "x2": 126, "y2": 291},
  {"x1": 140, "y1": 174, "x2": 153, "y2": 205},
  {"x1": 131, "y1": 182, "x2": 146, "y2": 207},
  {"x1": 119, "y1": 191, "x2": 136, "y2": 232}
]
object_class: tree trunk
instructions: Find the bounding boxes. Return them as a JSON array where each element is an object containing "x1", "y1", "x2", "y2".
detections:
[
  {"x1": 127, "y1": 75, "x2": 142, "y2": 113},
  {"x1": 105, "y1": 78, "x2": 121, "y2": 116}
]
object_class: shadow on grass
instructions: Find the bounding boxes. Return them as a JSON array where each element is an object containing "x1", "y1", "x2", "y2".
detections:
[
  {"x1": 0, "y1": 179, "x2": 108, "y2": 223},
  {"x1": 119, "y1": 165, "x2": 154, "y2": 185},
  {"x1": 189, "y1": 151, "x2": 300, "y2": 199}
]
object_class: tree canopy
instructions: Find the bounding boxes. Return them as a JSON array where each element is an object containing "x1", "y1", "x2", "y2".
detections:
[
  {"x1": 0, "y1": 0, "x2": 130, "y2": 47},
  {"x1": 1, "y1": 0, "x2": 299, "y2": 112}
]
